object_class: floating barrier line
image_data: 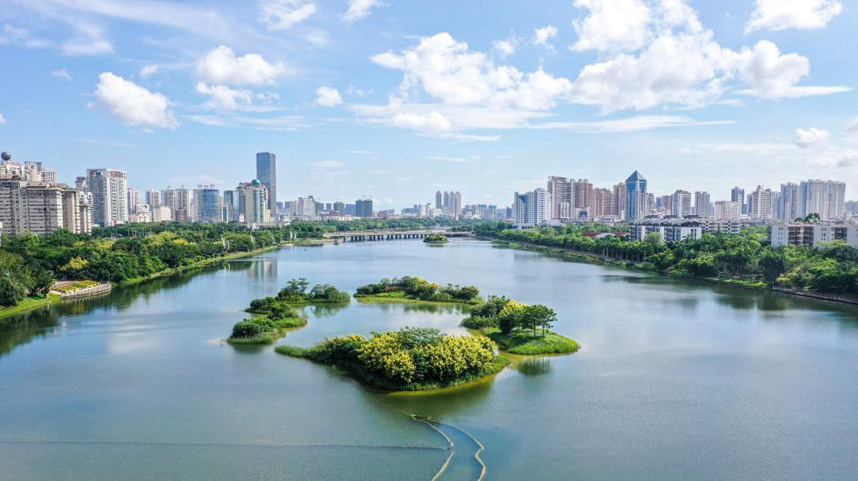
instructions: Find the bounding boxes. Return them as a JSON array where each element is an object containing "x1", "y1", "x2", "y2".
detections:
[
  {"x1": 0, "y1": 439, "x2": 446, "y2": 451},
  {"x1": 411, "y1": 415, "x2": 455, "y2": 481}
]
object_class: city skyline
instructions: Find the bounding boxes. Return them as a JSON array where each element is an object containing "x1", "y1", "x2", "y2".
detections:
[{"x1": 1, "y1": 1, "x2": 857, "y2": 207}]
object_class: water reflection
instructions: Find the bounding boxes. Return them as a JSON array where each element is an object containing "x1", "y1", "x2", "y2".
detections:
[
  {"x1": 513, "y1": 357, "x2": 552, "y2": 376},
  {"x1": 247, "y1": 260, "x2": 278, "y2": 280}
]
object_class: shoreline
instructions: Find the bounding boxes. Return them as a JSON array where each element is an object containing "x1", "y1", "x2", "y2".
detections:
[{"x1": 485, "y1": 238, "x2": 858, "y2": 307}]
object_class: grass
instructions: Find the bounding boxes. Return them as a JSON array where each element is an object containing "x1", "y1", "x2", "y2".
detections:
[
  {"x1": 354, "y1": 291, "x2": 482, "y2": 306},
  {"x1": 0, "y1": 294, "x2": 61, "y2": 322},
  {"x1": 51, "y1": 280, "x2": 101, "y2": 294},
  {"x1": 485, "y1": 328, "x2": 580, "y2": 355}
]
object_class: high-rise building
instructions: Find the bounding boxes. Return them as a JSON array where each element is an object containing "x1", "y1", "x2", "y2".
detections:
[
  {"x1": 592, "y1": 187, "x2": 614, "y2": 218},
  {"x1": 573, "y1": 179, "x2": 592, "y2": 209},
  {"x1": 442, "y1": 191, "x2": 450, "y2": 213},
  {"x1": 713, "y1": 201, "x2": 740, "y2": 220},
  {"x1": 779, "y1": 182, "x2": 800, "y2": 221},
  {"x1": 333, "y1": 201, "x2": 345, "y2": 214},
  {"x1": 238, "y1": 180, "x2": 270, "y2": 225},
  {"x1": 146, "y1": 189, "x2": 160, "y2": 209},
  {"x1": 513, "y1": 188, "x2": 551, "y2": 227},
  {"x1": 694, "y1": 191, "x2": 711, "y2": 217},
  {"x1": 749, "y1": 185, "x2": 773, "y2": 220},
  {"x1": 127, "y1": 188, "x2": 140, "y2": 217},
  {"x1": 194, "y1": 185, "x2": 222, "y2": 223},
  {"x1": 625, "y1": 171, "x2": 647, "y2": 221},
  {"x1": 86, "y1": 169, "x2": 128, "y2": 226},
  {"x1": 612, "y1": 182, "x2": 627, "y2": 218},
  {"x1": 730, "y1": 187, "x2": 745, "y2": 214},
  {"x1": 450, "y1": 191, "x2": 462, "y2": 217},
  {"x1": 671, "y1": 190, "x2": 692, "y2": 217},
  {"x1": 435, "y1": 191, "x2": 443, "y2": 210},
  {"x1": 256, "y1": 152, "x2": 277, "y2": 215},
  {"x1": 547, "y1": 176, "x2": 572, "y2": 220},
  {"x1": 799, "y1": 179, "x2": 846, "y2": 220},
  {"x1": 173, "y1": 187, "x2": 192, "y2": 222},
  {"x1": 222, "y1": 190, "x2": 236, "y2": 222},
  {"x1": 356, "y1": 198, "x2": 374, "y2": 218}
]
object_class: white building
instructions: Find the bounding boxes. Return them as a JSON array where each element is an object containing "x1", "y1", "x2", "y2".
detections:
[
  {"x1": 86, "y1": 169, "x2": 128, "y2": 226},
  {"x1": 513, "y1": 188, "x2": 551, "y2": 228},
  {"x1": 713, "y1": 201, "x2": 740, "y2": 220},
  {"x1": 770, "y1": 223, "x2": 858, "y2": 248},
  {"x1": 629, "y1": 218, "x2": 703, "y2": 243}
]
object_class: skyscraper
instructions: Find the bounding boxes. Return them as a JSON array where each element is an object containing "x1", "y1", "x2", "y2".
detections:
[
  {"x1": 356, "y1": 198, "x2": 374, "y2": 218},
  {"x1": 779, "y1": 182, "x2": 800, "y2": 221},
  {"x1": 241, "y1": 180, "x2": 270, "y2": 225},
  {"x1": 799, "y1": 179, "x2": 846, "y2": 220},
  {"x1": 730, "y1": 187, "x2": 745, "y2": 214},
  {"x1": 435, "y1": 191, "x2": 442, "y2": 209},
  {"x1": 694, "y1": 191, "x2": 711, "y2": 217},
  {"x1": 194, "y1": 185, "x2": 222, "y2": 223},
  {"x1": 145, "y1": 189, "x2": 160, "y2": 208},
  {"x1": 256, "y1": 152, "x2": 277, "y2": 215},
  {"x1": 671, "y1": 190, "x2": 692, "y2": 217},
  {"x1": 86, "y1": 169, "x2": 128, "y2": 226},
  {"x1": 749, "y1": 185, "x2": 773, "y2": 220},
  {"x1": 513, "y1": 188, "x2": 550, "y2": 227},
  {"x1": 547, "y1": 176, "x2": 572, "y2": 220},
  {"x1": 573, "y1": 179, "x2": 592, "y2": 209},
  {"x1": 625, "y1": 171, "x2": 647, "y2": 221}
]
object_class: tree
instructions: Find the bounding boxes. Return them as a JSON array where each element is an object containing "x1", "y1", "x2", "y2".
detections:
[
  {"x1": 644, "y1": 232, "x2": 662, "y2": 245},
  {"x1": 521, "y1": 304, "x2": 557, "y2": 336},
  {"x1": 278, "y1": 278, "x2": 309, "y2": 300}
]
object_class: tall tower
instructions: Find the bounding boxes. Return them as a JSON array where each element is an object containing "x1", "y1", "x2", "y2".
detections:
[
  {"x1": 256, "y1": 152, "x2": 277, "y2": 215},
  {"x1": 625, "y1": 171, "x2": 647, "y2": 221}
]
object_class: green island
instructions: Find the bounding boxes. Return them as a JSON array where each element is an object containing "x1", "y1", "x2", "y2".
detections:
[
  {"x1": 353, "y1": 276, "x2": 482, "y2": 305},
  {"x1": 276, "y1": 327, "x2": 510, "y2": 391},
  {"x1": 462, "y1": 295, "x2": 580, "y2": 355},
  {"x1": 422, "y1": 233, "x2": 449, "y2": 244},
  {"x1": 227, "y1": 278, "x2": 350, "y2": 345}
]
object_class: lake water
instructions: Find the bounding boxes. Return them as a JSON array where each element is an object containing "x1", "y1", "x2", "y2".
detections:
[{"x1": 2, "y1": 239, "x2": 858, "y2": 480}]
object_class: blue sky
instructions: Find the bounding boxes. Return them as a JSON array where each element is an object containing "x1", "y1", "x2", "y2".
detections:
[{"x1": 0, "y1": 0, "x2": 856, "y2": 208}]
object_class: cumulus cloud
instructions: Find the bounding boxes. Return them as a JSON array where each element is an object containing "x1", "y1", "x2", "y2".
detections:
[
  {"x1": 0, "y1": 111, "x2": 6, "y2": 125},
  {"x1": 846, "y1": 118, "x2": 858, "y2": 133},
  {"x1": 93, "y1": 72, "x2": 177, "y2": 129},
  {"x1": 794, "y1": 127, "x2": 830, "y2": 149},
  {"x1": 371, "y1": 33, "x2": 572, "y2": 110},
  {"x1": 533, "y1": 25, "x2": 558, "y2": 48},
  {"x1": 571, "y1": 0, "x2": 652, "y2": 52},
  {"x1": 315, "y1": 86, "x2": 343, "y2": 107},
  {"x1": 196, "y1": 45, "x2": 287, "y2": 86},
  {"x1": 746, "y1": 0, "x2": 842, "y2": 32},
  {"x1": 567, "y1": 0, "x2": 849, "y2": 112},
  {"x1": 258, "y1": 0, "x2": 317, "y2": 30},
  {"x1": 196, "y1": 83, "x2": 254, "y2": 110},
  {"x1": 344, "y1": 0, "x2": 383, "y2": 23},
  {"x1": 51, "y1": 69, "x2": 72, "y2": 80},
  {"x1": 834, "y1": 151, "x2": 858, "y2": 168},
  {"x1": 140, "y1": 64, "x2": 159, "y2": 78}
]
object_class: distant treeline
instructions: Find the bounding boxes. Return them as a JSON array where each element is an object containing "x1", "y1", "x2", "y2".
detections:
[{"x1": 473, "y1": 222, "x2": 858, "y2": 294}]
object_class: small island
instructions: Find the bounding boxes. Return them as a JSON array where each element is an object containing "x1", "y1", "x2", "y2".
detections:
[
  {"x1": 227, "y1": 278, "x2": 350, "y2": 345},
  {"x1": 422, "y1": 233, "x2": 449, "y2": 244},
  {"x1": 354, "y1": 276, "x2": 481, "y2": 305},
  {"x1": 276, "y1": 327, "x2": 509, "y2": 391},
  {"x1": 462, "y1": 296, "x2": 580, "y2": 355}
]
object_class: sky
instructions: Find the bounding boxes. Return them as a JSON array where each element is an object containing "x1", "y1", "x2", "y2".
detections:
[{"x1": 0, "y1": 0, "x2": 857, "y2": 209}]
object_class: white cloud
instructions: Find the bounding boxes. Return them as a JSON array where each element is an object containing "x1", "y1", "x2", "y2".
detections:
[
  {"x1": 571, "y1": 0, "x2": 652, "y2": 52},
  {"x1": 531, "y1": 115, "x2": 733, "y2": 133},
  {"x1": 794, "y1": 127, "x2": 830, "y2": 149},
  {"x1": 0, "y1": 23, "x2": 49, "y2": 48},
  {"x1": 187, "y1": 114, "x2": 308, "y2": 131},
  {"x1": 62, "y1": 24, "x2": 113, "y2": 56},
  {"x1": 344, "y1": 0, "x2": 383, "y2": 23},
  {"x1": 196, "y1": 83, "x2": 253, "y2": 110},
  {"x1": 372, "y1": 33, "x2": 572, "y2": 110},
  {"x1": 258, "y1": 0, "x2": 317, "y2": 30},
  {"x1": 734, "y1": 40, "x2": 850, "y2": 99},
  {"x1": 681, "y1": 142, "x2": 798, "y2": 156},
  {"x1": 140, "y1": 64, "x2": 159, "y2": 78},
  {"x1": 0, "y1": 112, "x2": 6, "y2": 125},
  {"x1": 427, "y1": 155, "x2": 479, "y2": 164},
  {"x1": 533, "y1": 25, "x2": 558, "y2": 49},
  {"x1": 493, "y1": 39, "x2": 516, "y2": 57},
  {"x1": 315, "y1": 86, "x2": 343, "y2": 107},
  {"x1": 196, "y1": 45, "x2": 287, "y2": 86},
  {"x1": 834, "y1": 151, "x2": 858, "y2": 168},
  {"x1": 847, "y1": 118, "x2": 858, "y2": 133},
  {"x1": 567, "y1": 2, "x2": 849, "y2": 112},
  {"x1": 746, "y1": 0, "x2": 842, "y2": 32},
  {"x1": 93, "y1": 72, "x2": 178, "y2": 129},
  {"x1": 51, "y1": 69, "x2": 72, "y2": 80}
]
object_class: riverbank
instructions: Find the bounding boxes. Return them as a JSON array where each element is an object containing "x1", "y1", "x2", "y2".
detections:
[
  {"x1": 354, "y1": 293, "x2": 479, "y2": 307},
  {"x1": 0, "y1": 294, "x2": 62, "y2": 322},
  {"x1": 484, "y1": 329, "x2": 580, "y2": 355},
  {"x1": 486, "y1": 238, "x2": 858, "y2": 307},
  {"x1": 119, "y1": 244, "x2": 285, "y2": 287}
]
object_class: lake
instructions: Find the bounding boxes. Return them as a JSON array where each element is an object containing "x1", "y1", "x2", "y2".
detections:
[{"x1": 1, "y1": 239, "x2": 857, "y2": 480}]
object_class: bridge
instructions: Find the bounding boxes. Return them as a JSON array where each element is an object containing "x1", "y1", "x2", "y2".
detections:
[{"x1": 325, "y1": 230, "x2": 473, "y2": 243}]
